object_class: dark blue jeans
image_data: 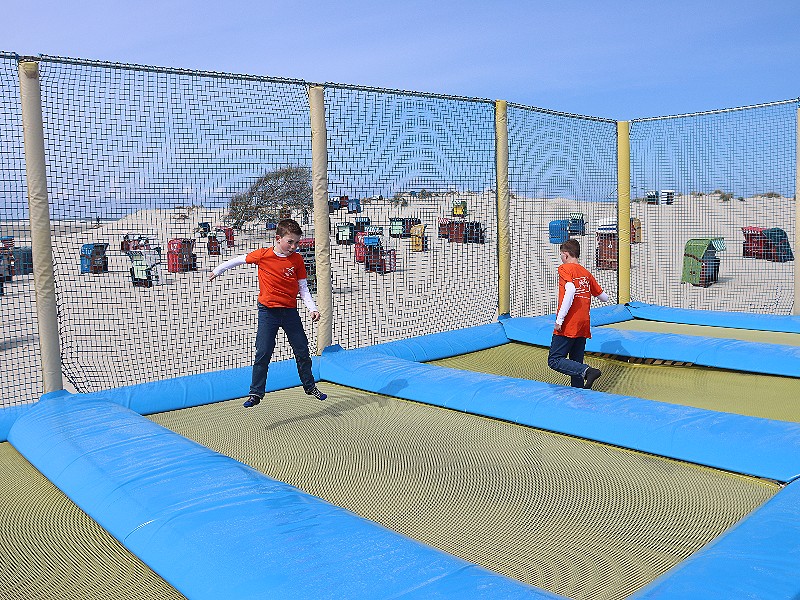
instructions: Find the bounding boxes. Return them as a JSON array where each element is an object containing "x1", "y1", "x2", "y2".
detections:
[
  {"x1": 548, "y1": 334, "x2": 588, "y2": 388},
  {"x1": 251, "y1": 304, "x2": 314, "y2": 397}
]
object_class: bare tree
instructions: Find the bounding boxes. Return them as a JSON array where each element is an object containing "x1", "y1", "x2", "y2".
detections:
[{"x1": 226, "y1": 166, "x2": 312, "y2": 228}]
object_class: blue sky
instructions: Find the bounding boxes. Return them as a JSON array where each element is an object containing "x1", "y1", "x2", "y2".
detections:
[{"x1": 3, "y1": 0, "x2": 799, "y2": 120}]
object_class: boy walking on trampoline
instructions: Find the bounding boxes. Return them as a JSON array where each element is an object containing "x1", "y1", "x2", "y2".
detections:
[
  {"x1": 548, "y1": 238, "x2": 609, "y2": 389},
  {"x1": 208, "y1": 218, "x2": 327, "y2": 407}
]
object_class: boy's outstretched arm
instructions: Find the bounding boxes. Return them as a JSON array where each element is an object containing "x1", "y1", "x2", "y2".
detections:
[
  {"x1": 298, "y1": 279, "x2": 320, "y2": 322},
  {"x1": 208, "y1": 254, "x2": 247, "y2": 281}
]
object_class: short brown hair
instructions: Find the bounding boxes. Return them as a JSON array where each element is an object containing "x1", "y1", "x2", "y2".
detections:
[
  {"x1": 560, "y1": 238, "x2": 580, "y2": 259},
  {"x1": 276, "y1": 219, "x2": 303, "y2": 238}
]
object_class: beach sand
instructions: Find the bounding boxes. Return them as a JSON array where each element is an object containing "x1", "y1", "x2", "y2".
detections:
[{"x1": 0, "y1": 193, "x2": 795, "y2": 406}]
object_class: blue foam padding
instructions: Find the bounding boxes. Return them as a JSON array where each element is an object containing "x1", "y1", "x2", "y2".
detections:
[
  {"x1": 7, "y1": 396, "x2": 555, "y2": 600},
  {"x1": 320, "y1": 350, "x2": 800, "y2": 483},
  {"x1": 631, "y1": 479, "x2": 800, "y2": 600},
  {"x1": 0, "y1": 404, "x2": 31, "y2": 443},
  {"x1": 56, "y1": 356, "x2": 319, "y2": 416},
  {"x1": 503, "y1": 317, "x2": 800, "y2": 377},
  {"x1": 338, "y1": 322, "x2": 510, "y2": 362},
  {"x1": 627, "y1": 301, "x2": 800, "y2": 333}
]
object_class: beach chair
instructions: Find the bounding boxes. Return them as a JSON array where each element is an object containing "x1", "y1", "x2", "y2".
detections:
[
  {"x1": 297, "y1": 238, "x2": 317, "y2": 293},
  {"x1": 549, "y1": 220, "x2": 569, "y2": 244},
  {"x1": 452, "y1": 200, "x2": 467, "y2": 218},
  {"x1": 595, "y1": 222, "x2": 618, "y2": 270},
  {"x1": 465, "y1": 222, "x2": 486, "y2": 244},
  {"x1": 336, "y1": 223, "x2": 355, "y2": 245},
  {"x1": 567, "y1": 212, "x2": 586, "y2": 236},
  {"x1": 682, "y1": 238, "x2": 725, "y2": 287},
  {"x1": 353, "y1": 216, "x2": 371, "y2": 233},
  {"x1": 438, "y1": 218, "x2": 451, "y2": 239},
  {"x1": 128, "y1": 247, "x2": 162, "y2": 287},
  {"x1": 80, "y1": 243, "x2": 109, "y2": 274},
  {"x1": 0, "y1": 253, "x2": 12, "y2": 283},
  {"x1": 195, "y1": 222, "x2": 211, "y2": 238},
  {"x1": 410, "y1": 224, "x2": 428, "y2": 252},
  {"x1": 630, "y1": 218, "x2": 643, "y2": 243},
  {"x1": 762, "y1": 228, "x2": 794, "y2": 262},
  {"x1": 167, "y1": 238, "x2": 198, "y2": 273},
  {"x1": 389, "y1": 218, "x2": 405, "y2": 238}
]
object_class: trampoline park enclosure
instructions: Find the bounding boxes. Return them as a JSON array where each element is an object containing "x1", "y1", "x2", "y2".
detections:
[{"x1": 1, "y1": 52, "x2": 800, "y2": 600}]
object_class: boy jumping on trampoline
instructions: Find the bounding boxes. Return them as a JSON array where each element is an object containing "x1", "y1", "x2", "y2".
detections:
[
  {"x1": 208, "y1": 218, "x2": 327, "y2": 407},
  {"x1": 548, "y1": 238, "x2": 610, "y2": 389}
]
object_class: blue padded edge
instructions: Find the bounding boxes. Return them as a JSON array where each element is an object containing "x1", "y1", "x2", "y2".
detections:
[
  {"x1": 0, "y1": 357, "x2": 317, "y2": 443},
  {"x1": 66, "y1": 357, "x2": 317, "y2": 416},
  {"x1": 7, "y1": 396, "x2": 556, "y2": 600},
  {"x1": 631, "y1": 480, "x2": 800, "y2": 600},
  {"x1": 0, "y1": 404, "x2": 31, "y2": 443},
  {"x1": 341, "y1": 322, "x2": 510, "y2": 362},
  {"x1": 503, "y1": 316, "x2": 800, "y2": 377},
  {"x1": 319, "y1": 349, "x2": 800, "y2": 482},
  {"x1": 627, "y1": 301, "x2": 800, "y2": 333}
]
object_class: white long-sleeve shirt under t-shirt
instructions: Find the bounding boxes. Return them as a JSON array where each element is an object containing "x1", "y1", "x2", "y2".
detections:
[
  {"x1": 555, "y1": 282, "x2": 610, "y2": 325},
  {"x1": 212, "y1": 253, "x2": 318, "y2": 313}
]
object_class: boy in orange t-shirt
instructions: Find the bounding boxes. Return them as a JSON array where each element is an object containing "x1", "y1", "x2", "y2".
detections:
[
  {"x1": 209, "y1": 219, "x2": 326, "y2": 407},
  {"x1": 547, "y1": 239, "x2": 610, "y2": 389}
]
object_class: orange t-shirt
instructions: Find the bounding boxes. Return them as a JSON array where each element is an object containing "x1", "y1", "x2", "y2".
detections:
[
  {"x1": 246, "y1": 247, "x2": 307, "y2": 308},
  {"x1": 554, "y1": 262, "x2": 603, "y2": 339}
]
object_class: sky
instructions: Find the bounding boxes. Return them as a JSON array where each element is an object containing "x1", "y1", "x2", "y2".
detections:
[{"x1": 2, "y1": 0, "x2": 800, "y2": 120}]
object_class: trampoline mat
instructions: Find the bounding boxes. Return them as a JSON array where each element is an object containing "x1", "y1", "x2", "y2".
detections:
[
  {"x1": 432, "y1": 343, "x2": 800, "y2": 422},
  {"x1": 0, "y1": 443, "x2": 184, "y2": 600},
  {"x1": 148, "y1": 385, "x2": 778, "y2": 600},
  {"x1": 603, "y1": 319, "x2": 800, "y2": 346}
]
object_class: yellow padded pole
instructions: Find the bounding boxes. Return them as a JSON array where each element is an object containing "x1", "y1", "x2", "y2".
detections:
[
  {"x1": 617, "y1": 121, "x2": 631, "y2": 305},
  {"x1": 19, "y1": 60, "x2": 63, "y2": 394},
  {"x1": 495, "y1": 100, "x2": 511, "y2": 317}
]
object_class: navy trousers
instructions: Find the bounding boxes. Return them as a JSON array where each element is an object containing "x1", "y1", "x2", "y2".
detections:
[
  {"x1": 547, "y1": 334, "x2": 588, "y2": 388},
  {"x1": 250, "y1": 304, "x2": 314, "y2": 397}
]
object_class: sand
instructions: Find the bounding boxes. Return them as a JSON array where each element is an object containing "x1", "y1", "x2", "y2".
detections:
[{"x1": 0, "y1": 192, "x2": 796, "y2": 407}]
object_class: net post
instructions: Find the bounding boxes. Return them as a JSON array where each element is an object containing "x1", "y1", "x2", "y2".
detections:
[
  {"x1": 18, "y1": 60, "x2": 63, "y2": 394},
  {"x1": 308, "y1": 85, "x2": 333, "y2": 351},
  {"x1": 795, "y1": 108, "x2": 800, "y2": 315},
  {"x1": 495, "y1": 100, "x2": 511, "y2": 317},
  {"x1": 616, "y1": 120, "x2": 631, "y2": 304}
]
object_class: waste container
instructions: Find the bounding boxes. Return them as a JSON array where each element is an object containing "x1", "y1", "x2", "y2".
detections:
[
  {"x1": 465, "y1": 222, "x2": 485, "y2": 243},
  {"x1": 549, "y1": 220, "x2": 569, "y2": 244},
  {"x1": 682, "y1": 238, "x2": 725, "y2": 287}
]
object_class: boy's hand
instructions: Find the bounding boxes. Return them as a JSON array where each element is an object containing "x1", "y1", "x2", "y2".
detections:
[
  {"x1": 208, "y1": 269, "x2": 217, "y2": 282},
  {"x1": 554, "y1": 322, "x2": 563, "y2": 332},
  {"x1": 310, "y1": 311, "x2": 321, "y2": 322}
]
